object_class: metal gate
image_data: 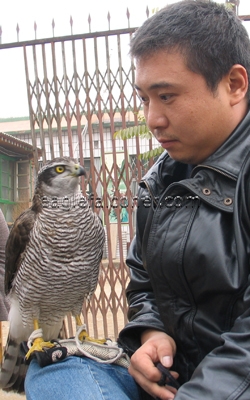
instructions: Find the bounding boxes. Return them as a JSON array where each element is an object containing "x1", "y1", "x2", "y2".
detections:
[{"x1": 0, "y1": 25, "x2": 157, "y2": 340}]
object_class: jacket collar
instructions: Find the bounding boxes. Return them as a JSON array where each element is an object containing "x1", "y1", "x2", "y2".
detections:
[{"x1": 196, "y1": 109, "x2": 250, "y2": 179}]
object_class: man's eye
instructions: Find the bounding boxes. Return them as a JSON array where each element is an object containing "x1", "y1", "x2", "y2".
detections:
[
  {"x1": 139, "y1": 96, "x2": 148, "y2": 103},
  {"x1": 55, "y1": 166, "x2": 65, "y2": 174},
  {"x1": 160, "y1": 94, "x2": 173, "y2": 101}
]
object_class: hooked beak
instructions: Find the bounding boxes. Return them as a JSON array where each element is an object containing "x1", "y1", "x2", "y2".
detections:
[{"x1": 72, "y1": 164, "x2": 87, "y2": 177}]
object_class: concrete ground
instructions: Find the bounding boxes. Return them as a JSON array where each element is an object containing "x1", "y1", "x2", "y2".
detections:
[{"x1": 0, "y1": 390, "x2": 25, "y2": 399}]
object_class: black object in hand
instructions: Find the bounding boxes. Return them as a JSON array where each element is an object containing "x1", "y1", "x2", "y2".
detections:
[{"x1": 156, "y1": 362, "x2": 180, "y2": 390}]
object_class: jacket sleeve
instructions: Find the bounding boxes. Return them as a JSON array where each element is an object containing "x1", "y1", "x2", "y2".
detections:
[
  {"x1": 174, "y1": 309, "x2": 250, "y2": 400},
  {"x1": 118, "y1": 188, "x2": 165, "y2": 355}
]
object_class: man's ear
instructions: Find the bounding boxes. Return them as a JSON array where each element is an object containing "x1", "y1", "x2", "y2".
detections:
[{"x1": 228, "y1": 64, "x2": 248, "y2": 106}]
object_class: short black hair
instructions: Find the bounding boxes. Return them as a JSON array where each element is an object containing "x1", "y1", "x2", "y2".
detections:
[{"x1": 130, "y1": 0, "x2": 250, "y2": 100}]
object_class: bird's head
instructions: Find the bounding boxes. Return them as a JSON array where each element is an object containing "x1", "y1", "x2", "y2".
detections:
[{"x1": 36, "y1": 157, "x2": 86, "y2": 198}]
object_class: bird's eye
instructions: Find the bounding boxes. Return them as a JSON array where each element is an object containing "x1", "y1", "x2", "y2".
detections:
[{"x1": 55, "y1": 166, "x2": 65, "y2": 174}]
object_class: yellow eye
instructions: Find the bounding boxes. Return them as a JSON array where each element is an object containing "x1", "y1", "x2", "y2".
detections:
[{"x1": 55, "y1": 166, "x2": 65, "y2": 174}]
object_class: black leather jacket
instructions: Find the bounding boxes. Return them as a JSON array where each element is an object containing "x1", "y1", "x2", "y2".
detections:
[{"x1": 118, "y1": 110, "x2": 250, "y2": 399}]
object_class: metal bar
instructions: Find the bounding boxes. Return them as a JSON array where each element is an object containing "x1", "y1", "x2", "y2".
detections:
[
  {"x1": 72, "y1": 39, "x2": 84, "y2": 181},
  {"x1": 107, "y1": 12, "x2": 111, "y2": 31},
  {"x1": 52, "y1": 19, "x2": 55, "y2": 38},
  {"x1": 0, "y1": 28, "x2": 137, "y2": 49},
  {"x1": 32, "y1": 44, "x2": 47, "y2": 162},
  {"x1": 34, "y1": 22, "x2": 37, "y2": 40},
  {"x1": 61, "y1": 41, "x2": 73, "y2": 158},
  {"x1": 127, "y1": 8, "x2": 130, "y2": 28},
  {"x1": 42, "y1": 43, "x2": 55, "y2": 159},
  {"x1": 239, "y1": 15, "x2": 250, "y2": 21},
  {"x1": 88, "y1": 15, "x2": 91, "y2": 33},
  {"x1": 70, "y1": 16, "x2": 73, "y2": 36},
  {"x1": 116, "y1": 34, "x2": 134, "y2": 242},
  {"x1": 148, "y1": 137, "x2": 154, "y2": 168},
  {"x1": 104, "y1": 34, "x2": 121, "y2": 235},
  {"x1": 16, "y1": 24, "x2": 20, "y2": 42},
  {"x1": 51, "y1": 42, "x2": 64, "y2": 158},
  {"x1": 23, "y1": 45, "x2": 39, "y2": 172},
  {"x1": 82, "y1": 38, "x2": 95, "y2": 197},
  {"x1": 130, "y1": 33, "x2": 142, "y2": 185}
]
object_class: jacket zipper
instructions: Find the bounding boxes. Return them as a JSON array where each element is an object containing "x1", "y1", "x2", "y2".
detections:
[{"x1": 191, "y1": 164, "x2": 237, "y2": 181}]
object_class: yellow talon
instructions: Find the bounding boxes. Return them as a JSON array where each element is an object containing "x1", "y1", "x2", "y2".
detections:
[
  {"x1": 25, "y1": 319, "x2": 56, "y2": 359},
  {"x1": 78, "y1": 329, "x2": 106, "y2": 344},
  {"x1": 75, "y1": 315, "x2": 106, "y2": 344},
  {"x1": 25, "y1": 337, "x2": 55, "y2": 360}
]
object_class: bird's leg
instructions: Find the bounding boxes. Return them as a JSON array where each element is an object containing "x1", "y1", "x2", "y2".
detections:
[
  {"x1": 25, "y1": 319, "x2": 55, "y2": 360},
  {"x1": 75, "y1": 315, "x2": 106, "y2": 344}
]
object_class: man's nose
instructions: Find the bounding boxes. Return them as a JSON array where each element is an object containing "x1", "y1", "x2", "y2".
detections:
[{"x1": 145, "y1": 104, "x2": 169, "y2": 132}]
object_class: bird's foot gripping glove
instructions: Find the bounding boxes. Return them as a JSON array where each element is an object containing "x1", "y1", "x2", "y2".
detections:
[
  {"x1": 23, "y1": 326, "x2": 130, "y2": 369},
  {"x1": 22, "y1": 340, "x2": 68, "y2": 367}
]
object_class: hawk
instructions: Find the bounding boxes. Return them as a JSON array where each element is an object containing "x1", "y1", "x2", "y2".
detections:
[{"x1": 0, "y1": 156, "x2": 105, "y2": 391}]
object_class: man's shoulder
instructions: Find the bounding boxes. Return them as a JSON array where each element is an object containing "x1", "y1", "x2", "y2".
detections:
[{"x1": 141, "y1": 152, "x2": 192, "y2": 191}]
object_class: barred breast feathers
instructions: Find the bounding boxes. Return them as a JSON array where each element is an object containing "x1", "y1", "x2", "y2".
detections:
[{"x1": 11, "y1": 193, "x2": 105, "y2": 327}]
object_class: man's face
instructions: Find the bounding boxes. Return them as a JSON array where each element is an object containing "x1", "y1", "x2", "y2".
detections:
[{"x1": 135, "y1": 51, "x2": 236, "y2": 164}]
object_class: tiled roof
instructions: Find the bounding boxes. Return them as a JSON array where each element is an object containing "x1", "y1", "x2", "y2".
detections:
[{"x1": 0, "y1": 131, "x2": 41, "y2": 158}]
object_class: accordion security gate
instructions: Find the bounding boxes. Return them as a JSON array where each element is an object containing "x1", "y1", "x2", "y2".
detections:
[{"x1": 0, "y1": 28, "x2": 157, "y2": 340}]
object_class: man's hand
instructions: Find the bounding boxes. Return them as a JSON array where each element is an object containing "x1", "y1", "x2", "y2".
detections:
[{"x1": 128, "y1": 329, "x2": 178, "y2": 400}]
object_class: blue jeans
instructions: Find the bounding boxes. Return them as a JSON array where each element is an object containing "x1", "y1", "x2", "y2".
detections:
[{"x1": 25, "y1": 356, "x2": 142, "y2": 400}]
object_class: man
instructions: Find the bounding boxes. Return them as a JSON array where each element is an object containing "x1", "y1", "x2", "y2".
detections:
[{"x1": 25, "y1": 1, "x2": 250, "y2": 399}]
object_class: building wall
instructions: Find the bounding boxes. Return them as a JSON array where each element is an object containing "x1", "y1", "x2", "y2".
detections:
[
  {"x1": 12, "y1": 126, "x2": 159, "y2": 162},
  {"x1": 0, "y1": 154, "x2": 32, "y2": 223}
]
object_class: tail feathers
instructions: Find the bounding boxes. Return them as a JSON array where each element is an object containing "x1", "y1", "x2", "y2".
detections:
[{"x1": 0, "y1": 334, "x2": 27, "y2": 393}]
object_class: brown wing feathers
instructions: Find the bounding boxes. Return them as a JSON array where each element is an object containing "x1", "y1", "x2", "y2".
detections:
[{"x1": 5, "y1": 209, "x2": 36, "y2": 295}]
